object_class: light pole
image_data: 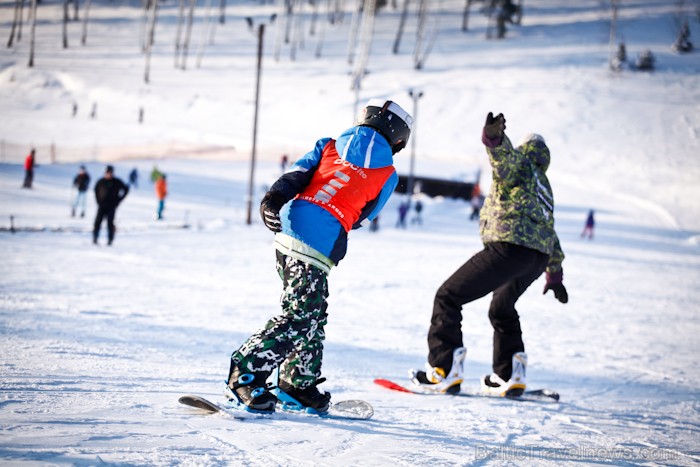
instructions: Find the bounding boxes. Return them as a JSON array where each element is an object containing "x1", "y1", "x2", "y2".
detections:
[
  {"x1": 245, "y1": 15, "x2": 276, "y2": 225},
  {"x1": 407, "y1": 89, "x2": 423, "y2": 206}
]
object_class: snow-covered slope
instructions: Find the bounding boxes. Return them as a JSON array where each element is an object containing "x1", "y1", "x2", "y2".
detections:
[{"x1": 1, "y1": 0, "x2": 699, "y2": 465}]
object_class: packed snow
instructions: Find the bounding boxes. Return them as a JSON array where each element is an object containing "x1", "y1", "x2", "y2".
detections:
[{"x1": 1, "y1": 0, "x2": 699, "y2": 465}]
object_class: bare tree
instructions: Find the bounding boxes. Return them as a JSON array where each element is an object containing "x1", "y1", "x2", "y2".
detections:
[
  {"x1": 347, "y1": 0, "x2": 363, "y2": 64},
  {"x1": 73, "y1": 0, "x2": 79, "y2": 21},
  {"x1": 461, "y1": 0, "x2": 473, "y2": 32},
  {"x1": 608, "y1": 0, "x2": 619, "y2": 70},
  {"x1": 413, "y1": 0, "x2": 437, "y2": 69},
  {"x1": 139, "y1": 0, "x2": 149, "y2": 51},
  {"x1": 485, "y1": 0, "x2": 496, "y2": 39},
  {"x1": 7, "y1": 0, "x2": 23, "y2": 48},
  {"x1": 392, "y1": 0, "x2": 409, "y2": 54},
  {"x1": 315, "y1": 0, "x2": 331, "y2": 58},
  {"x1": 17, "y1": 0, "x2": 25, "y2": 42},
  {"x1": 174, "y1": 0, "x2": 186, "y2": 67},
  {"x1": 63, "y1": 0, "x2": 70, "y2": 48},
  {"x1": 218, "y1": 0, "x2": 226, "y2": 24},
  {"x1": 144, "y1": 0, "x2": 159, "y2": 83},
  {"x1": 351, "y1": 0, "x2": 376, "y2": 113},
  {"x1": 180, "y1": 0, "x2": 197, "y2": 70},
  {"x1": 81, "y1": 0, "x2": 93, "y2": 44},
  {"x1": 28, "y1": 0, "x2": 37, "y2": 67},
  {"x1": 273, "y1": 0, "x2": 287, "y2": 61},
  {"x1": 196, "y1": 0, "x2": 215, "y2": 67},
  {"x1": 309, "y1": 0, "x2": 319, "y2": 36}
]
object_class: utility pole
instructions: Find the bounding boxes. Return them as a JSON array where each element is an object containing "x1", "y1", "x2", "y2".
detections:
[{"x1": 245, "y1": 14, "x2": 276, "y2": 225}]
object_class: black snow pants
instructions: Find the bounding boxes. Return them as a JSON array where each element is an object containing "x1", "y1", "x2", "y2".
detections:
[
  {"x1": 427, "y1": 242, "x2": 548, "y2": 380},
  {"x1": 93, "y1": 205, "x2": 117, "y2": 243}
]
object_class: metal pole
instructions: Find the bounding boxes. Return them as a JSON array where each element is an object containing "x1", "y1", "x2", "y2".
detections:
[
  {"x1": 407, "y1": 89, "x2": 423, "y2": 205},
  {"x1": 246, "y1": 23, "x2": 265, "y2": 225}
]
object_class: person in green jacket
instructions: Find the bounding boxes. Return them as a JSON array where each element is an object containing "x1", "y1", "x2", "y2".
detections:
[{"x1": 411, "y1": 112, "x2": 568, "y2": 396}]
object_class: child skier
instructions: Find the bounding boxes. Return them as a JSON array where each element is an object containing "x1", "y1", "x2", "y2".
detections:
[
  {"x1": 411, "y1": 112, "x2": 568, "y2": 397},
  {"x1": 225, "y1": 99, "x2": 413, "y2": 414}
]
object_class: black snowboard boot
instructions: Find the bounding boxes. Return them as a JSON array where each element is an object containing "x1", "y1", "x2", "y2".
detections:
[
  {"x1": 278, "y1": 378, "x2": 331, "y2": 413},
  {"x1": 226, "y1": 365, "x2": 277, "y2": 414}
]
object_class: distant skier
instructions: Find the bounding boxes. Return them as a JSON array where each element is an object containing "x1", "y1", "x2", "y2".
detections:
[
  {"x1": 411, "y1": 112, "x2": 568, "y2": 397},
  {"x1": 71, "y1": 165, "x2": 91, "y2": 218},
  {"x1": 93, "y1": 165, "x2": 129, "y2": 245},
  {"x1": 396, "y1": 200, "x2": 409, "y2": 228},
  {"x1": 581, "y1": 209, "x2": 595, "y2": 240},
  {"x1": 411, "y1": 199, "x2": 423, "y2": 225},
  {"x1": 129, "y1": 167, "x2": 139, "y2": 189},
  {"x1": 22, "y1": 148, "x2": 37, "y2": 189},
  {"x1": 225, "y1": 99, "x2": 413, "y2": 414}
]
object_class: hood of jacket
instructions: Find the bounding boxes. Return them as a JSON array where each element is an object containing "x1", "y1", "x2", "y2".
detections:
[
  {"x1": 334, "y1": 126, "x2": 394, "y2": 169},
  {"x1": 517, "y1": 139, "x2": 551, "y2": 172}
]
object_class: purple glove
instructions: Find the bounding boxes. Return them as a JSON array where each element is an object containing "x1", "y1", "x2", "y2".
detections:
[{"x1": 543, "y1": 270, "x2": 568, "y2": 304}]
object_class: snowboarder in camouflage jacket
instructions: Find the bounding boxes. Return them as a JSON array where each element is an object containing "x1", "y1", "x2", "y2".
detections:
[{"x1": 411, "y1": 112, "x2": 568, "y2": 397}]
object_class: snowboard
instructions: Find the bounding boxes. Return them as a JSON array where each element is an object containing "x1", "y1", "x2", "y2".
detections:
[
  {"x1": 374, "y1": 378, "x2": 560, "y2": 403},
  {"x1": 179, "y1": 394, "x2": 374, "y2": 420}
]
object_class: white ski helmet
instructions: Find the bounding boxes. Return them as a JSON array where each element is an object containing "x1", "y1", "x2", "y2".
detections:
[{"x1": 356, "y1": 99, "x2": 413, "y2": 154}]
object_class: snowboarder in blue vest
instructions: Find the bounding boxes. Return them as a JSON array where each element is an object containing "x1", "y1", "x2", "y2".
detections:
[{"x1": 226, "y1": 99, "x2": 413, "y2": 414}]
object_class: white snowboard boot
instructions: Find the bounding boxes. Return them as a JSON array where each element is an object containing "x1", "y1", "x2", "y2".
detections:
[
  {"x1": 409, "y1": 347, "x2": 466, "y2": 394},
  {"x1": 481, "y1": 352, "x2": 527, "y2": 396}
]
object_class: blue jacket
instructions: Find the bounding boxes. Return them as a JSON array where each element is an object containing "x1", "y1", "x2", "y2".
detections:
[{"x1": 269, "y1": 126, "x2": 398, "y2": 270}]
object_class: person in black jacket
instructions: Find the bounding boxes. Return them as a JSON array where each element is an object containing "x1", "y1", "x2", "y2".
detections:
[{"x1": 93, "y1": 165, "x2": 129, "y2": 245}]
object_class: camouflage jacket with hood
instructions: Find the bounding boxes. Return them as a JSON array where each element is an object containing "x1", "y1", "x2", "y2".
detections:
[{"x1": 479, "y1": 134, "x2": 565, "y2": 274}]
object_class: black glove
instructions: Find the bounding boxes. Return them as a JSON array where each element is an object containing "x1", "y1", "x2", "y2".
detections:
[
  {"x1": 259, "y1": 192, "x2": 284, "y2": 232},
  {"x1": 543, "y1": 270, "x2": 568, "y2": 304},
  {"x1": 484, "y1": 112, "x2": 506, "y2": 140}
]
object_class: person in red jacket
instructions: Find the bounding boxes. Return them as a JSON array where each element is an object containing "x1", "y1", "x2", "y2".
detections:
[
  {"x1": 22, "y1": 149, "x2": 36, "y2": 189},
  {"x1": 155, "y1": 174, "x2": 167, "y2": 220}
]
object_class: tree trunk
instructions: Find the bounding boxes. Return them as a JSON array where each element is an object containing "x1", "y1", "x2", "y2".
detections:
[
  {"x1": 461, "y1": 0, "x2": 472, "y2": 32},
  {"x1": 63, "y1": 0, "x2": 69, "y2": 49},
  {"x1": 413, "y1": 0, "x2": 426, "y2": 67},
  {"x1": 73, "y1": 0, "x2": 79, "y2": 21},
  {"x1": 218, "y1": 0, "x2": 226, "y2": 24},
  {"x1": 139, "y1": 0, "x2": 149, "y2": 52},
  {"x1": 144, "y1": 0, "x2": 159, "y2": 83},
  {"x1": 350, "y1": 0, "x2": 375, "y2": 90},
  {"x1": 17, "y1": 0, "x2": 25, "y2": 42},
  {"x1": 309, "y1": 0, "x2": 319, "y2": 36},
  {"x1": 81, "y1": 0, "x2": 92, "y2": 44},
  {"x1": 608, "y1": 0, "x2": 618, "y2": 71},
  {"x1": 314, "y1": 0, "x2": 330, "y2": 58},
  {"x1": 196, "y1": 0, "x2": 214, "y2": 67},
  {"x1": 174, "y1": 0, "x2": 186, "y2": 67},
  {"x1": 180, "y1": 0, "x2": 197, "y2": 70},
  {"x1": 7, "y1": 0, "x2": 21, "y2": 48},
  {"x1": 273, "y1": 0, "x2": 286, "y2": 61},
  {"x1": 28, "y1": 0, "x2": 37, "y2": 67},
  {"x1": 347, "y1": 0, "x2": 363, "y2": 64},
  {"x1": 413, "y1": 0, "x2": 437, "y2": 69},
  {"x1": 392, "y1": 0, "x2": 409, "y2": 54}
]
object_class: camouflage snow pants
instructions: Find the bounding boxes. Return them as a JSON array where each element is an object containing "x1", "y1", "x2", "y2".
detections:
[{"x1": 230, "y1": 251, "x2": 329, "y2": 389}]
